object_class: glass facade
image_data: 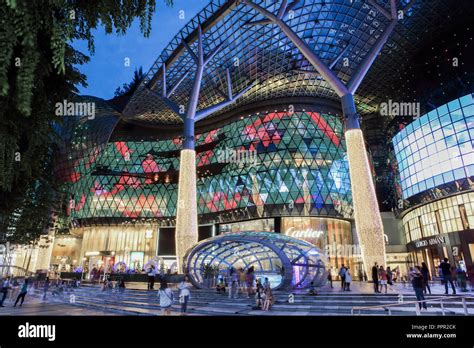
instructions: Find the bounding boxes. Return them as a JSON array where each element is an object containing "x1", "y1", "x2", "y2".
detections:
[
  {"x1": 77, "y1": 225, "x2": 158, "y2": 271},
  {"x1": 281, "y1": 217, "x2": 361, "y2": 277},
  {"x1": 65, "y1": 108, "x2": 352, "y2": 225},
  {"x1": 392, "y1": 93, "x2": 474, "y2": 199},
  {"x1": 185, "y1": 232, "x2": 328, "y2": 289},
  {"x1": 402, "y1": 191, "x2": 474, "y2": 243}
]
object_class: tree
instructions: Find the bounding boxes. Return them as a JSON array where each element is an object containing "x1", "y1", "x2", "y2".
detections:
[
  {"x1": 0, "y1": 0, "x2": 172, "y2": 244},
  {"x1": 114, "y1": 66, "x2": 146, "y2": 98}
]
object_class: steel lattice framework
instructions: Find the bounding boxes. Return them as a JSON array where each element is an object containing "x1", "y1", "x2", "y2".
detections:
[{"x1": 184, "y1": 231, "x2": 328, "y2": 289}]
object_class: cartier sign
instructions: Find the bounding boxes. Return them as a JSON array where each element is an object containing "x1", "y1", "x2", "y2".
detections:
[{"x1": 415, "y1": 236, "x2": 446, "y2": 248}]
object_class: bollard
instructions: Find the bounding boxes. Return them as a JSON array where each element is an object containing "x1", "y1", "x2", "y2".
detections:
[{"x1": 462, "y1": 297, "x2": 468, "y2": 316}]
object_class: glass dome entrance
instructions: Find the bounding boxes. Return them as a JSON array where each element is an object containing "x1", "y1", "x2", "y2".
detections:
[{"x1": 184, "y1": 232, "x2": 328, "y2": 290}]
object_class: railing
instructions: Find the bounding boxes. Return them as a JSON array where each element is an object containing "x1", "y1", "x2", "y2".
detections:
[{"x1": 351, "y1": 296, "x2": 472, "y2": 316}]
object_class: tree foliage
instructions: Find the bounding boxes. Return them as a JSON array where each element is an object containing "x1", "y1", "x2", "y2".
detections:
[
  {"x1": 114, "y1": 66, "x2": 146, "y2": 98},
  {"x1": 0, "y1": 0, "x2": 170, "y2": 243}
]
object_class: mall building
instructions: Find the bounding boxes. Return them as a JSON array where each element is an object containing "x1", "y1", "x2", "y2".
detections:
[
  {"x1": 393, "y1": 94, "x2": 474, "y2": 276},
  {"x1": 6, "y1": 0, "x2": 472, "y2": 281}
]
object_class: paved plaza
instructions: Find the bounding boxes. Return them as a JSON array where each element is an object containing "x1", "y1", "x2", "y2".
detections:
[{"x1": 1, "y1": 281, "x2": 473, "y2": 316}]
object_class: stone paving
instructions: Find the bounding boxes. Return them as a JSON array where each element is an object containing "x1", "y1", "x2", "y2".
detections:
[{"x1": 0, "y1": 281, "x2": 472, "y2": 316}]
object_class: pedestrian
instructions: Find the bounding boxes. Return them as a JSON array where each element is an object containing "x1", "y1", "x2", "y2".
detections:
[
  {"x1": 238, "y1": 268, "x2": 246, "y2": 294},
  {"x1": 228, "y1": 268, "x2": 238, "y2": 299},
  {"x1": 117, "y1": 278, "x2": 126, "y2": 294},
  {"x1": 246, "y1": 267, "x2": 255, "y2": 298},
  {"x1": 344, "y1": 268, "x2": 352, "y2": 291},
  {"x1": 372, "y1": 263, "x2": 380, "y2": 293},
  {"x1": 10, "y1": 278, "x2": 20, "y2": 303},
  {"x1": 178, "y1": 275, "x2": 191, "y2": 315},
  {"x1": 412, "y1": 268, "x2": 427, "y2": 311},
  {"x1": 440, "y1": 258, "x2": 456, "y2": 295},
  {"x1": 338, "y1": 265, "x2": 346, "y2": 290},
  {"x1": 14, "y1": 279, "x2": 29, "y2": 307},
  {"x1": 254, "y1": 278, "x2": 264, "y2": 309},
  {"x1": 456, "y1": 266, "x2": 467, "y2": 292},
  {"x1": 43, "y1": 277, "x2": 50, "y2": 300},
  {"x1": 451, "y1": 266, "x2": 459, "y2": 287},
  {"x1": 379, "y1": 266, "x2": 388, "y2": 294},
  {"x1": 147, "y1": 265, "x2": 156, "y2": 290},
  {"x1": 0, "y1": 276, "x2": 11, "y2": 307},
  {"x1": 386, "y1": 267, "x2": 393, "y2": 286},
  {"x1": 420, "y1": 262, "x2": 431, "y2": 295},
  {"x1": 262, "y1": 283, "x2": 273, "y2": 311},
  {"x1": 327, "y1": 271, "x2": 333, "y2": 288},
  {"x1": 158, "y1": 280, "x2": 174, "y2": 316},
  {"x1": 467, "y1": 266, "x2": 474, "y2": 291}
]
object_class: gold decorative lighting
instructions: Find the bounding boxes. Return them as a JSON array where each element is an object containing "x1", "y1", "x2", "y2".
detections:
[
  {"x1": 345, "y1": 129, "x2": 386, "y2": 276},
  {"x1": 175, "y1": 149, "x2": 199, "y2": 271}
]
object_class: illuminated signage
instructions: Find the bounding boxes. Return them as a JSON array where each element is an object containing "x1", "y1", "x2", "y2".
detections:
[
  {"x1": 285, "y1": 227, "x2": 324, "y2": 239},
  {"x1": 414, "y1": 236, "x2": 446, "y2": 248}
]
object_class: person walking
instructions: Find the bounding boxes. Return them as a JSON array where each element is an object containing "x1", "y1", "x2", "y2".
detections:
[
  {"x1": 372, "y1": 263, "x2": 380, "y2": 293},
  {"x1": 117, "y1": 278, "x2": 126, "y2": 294},
  {"x1": 327, "y1": 271, "x2": 333, "y2": 288},
  {"x1": 14, "y1": 279, "x2": 29, "y2": 307},
  {"x1": 9, "y1": 278, "x2": 20, "y2": 303},
  {"x1": 230, "y1": 271, "x2": 238, "y2": 299},
  {"x1": 386, "y1": 267, "x2": 393, "y2": 286},
  {"x1": 338, "y1": 265, "x2": 346, "y2": 290},
  {"x1": 147, "y1": 265, "x2": 156, "y2": 291},
  {"x1": 420, "y1": 262, "x2": 431, "y2": 295},
  {"x1": 379, "y1": 266, "x2": 388, "y2": 294},
  {"x1": 440, "y1": 258, "x2": 456, "y2": 295},
  {"x1": 0, "y1": 276, "x2": 11, "y2": 307},
  {"x1": 262, "y1": 282, "x2": 273, "y2": 311},
  {"x1": 238, "y1": 268, "x2": 246, "y2": 294},
  {"x1": 246, "y1": 267, "x2": 255, "y2": 298},
  {"x1": 43, "y1": 277, "x2": 51, "y2": 300},
  {"x1": 412, "y1": 268, "x2": 427, "y2": 311},
  {"x1": 178, "y1": 275, "x2": 191, "y2": 315},
  {"x1": 158, "y1": 280, "x2": 174, "y2": 316},
  {"x1": 254, "y1": 278, "x2": 264, "y2": 310},
  {"x1": 344, "y1": 268, "x2": 352, "y2": 291},
  {"x1": 456, "y1": 266, "x2": 467, "y2": 292}
]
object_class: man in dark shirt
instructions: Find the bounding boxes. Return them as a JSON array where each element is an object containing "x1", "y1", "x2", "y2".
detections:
[
  {"x1": 412, "y1": 268, "x2": 427, "y2": 311},
  {"x1": 440, "y1": 258, "x2": 456, "y2": 295},
  {"x1": 372, "y1": 263, "x2": 380, "y2": 293}
]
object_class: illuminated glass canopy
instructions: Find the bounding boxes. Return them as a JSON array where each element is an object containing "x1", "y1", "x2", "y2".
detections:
[{"x1": 184, "y1": 232, "x2": 328, "y2": 289}]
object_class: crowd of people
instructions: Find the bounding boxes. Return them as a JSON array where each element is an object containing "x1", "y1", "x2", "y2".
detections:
[
  {"x1": 3, "y1": 257, "x2": 473, "y2": 315},
  {"x1": 214, "y1": 266, "x2": 274, "y2": 311},
  {"x1": 0, "y1": 276, "x2": 80, "y2": 308},
  {"x1": 370, "y1": 263, "x2": 395, "y2": 294}
]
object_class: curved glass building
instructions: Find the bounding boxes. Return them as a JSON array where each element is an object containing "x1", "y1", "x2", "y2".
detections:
[
  {"x1": 184, "y1": 232, "x2": 328, "y2": 289},
  {"x1": 392, "y1": 93, "x2": 474, "y2": 277}
]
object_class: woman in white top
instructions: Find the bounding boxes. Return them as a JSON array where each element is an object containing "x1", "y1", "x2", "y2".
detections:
[
  {"x1": 178, "y1": 276, "x2": 191, "y2": 315},
  {"x1": 158, "y1": 281, "x2": 174, "y2": 316},
  {"x1": 344, "y1": 268, "x2": 352, "y2": 291}
]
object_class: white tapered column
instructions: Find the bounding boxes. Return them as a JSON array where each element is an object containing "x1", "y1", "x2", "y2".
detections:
[
  {"x1": 345, "y1": 128, "x2": 386, "y2": 276},
  {"x1": 175, "y1": 149, "x2": 199, "y2": 272}
]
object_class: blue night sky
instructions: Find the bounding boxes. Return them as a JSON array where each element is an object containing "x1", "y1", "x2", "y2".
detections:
[{"x1": 72, "y1": 0, "x2": 210, "y2": 100}]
